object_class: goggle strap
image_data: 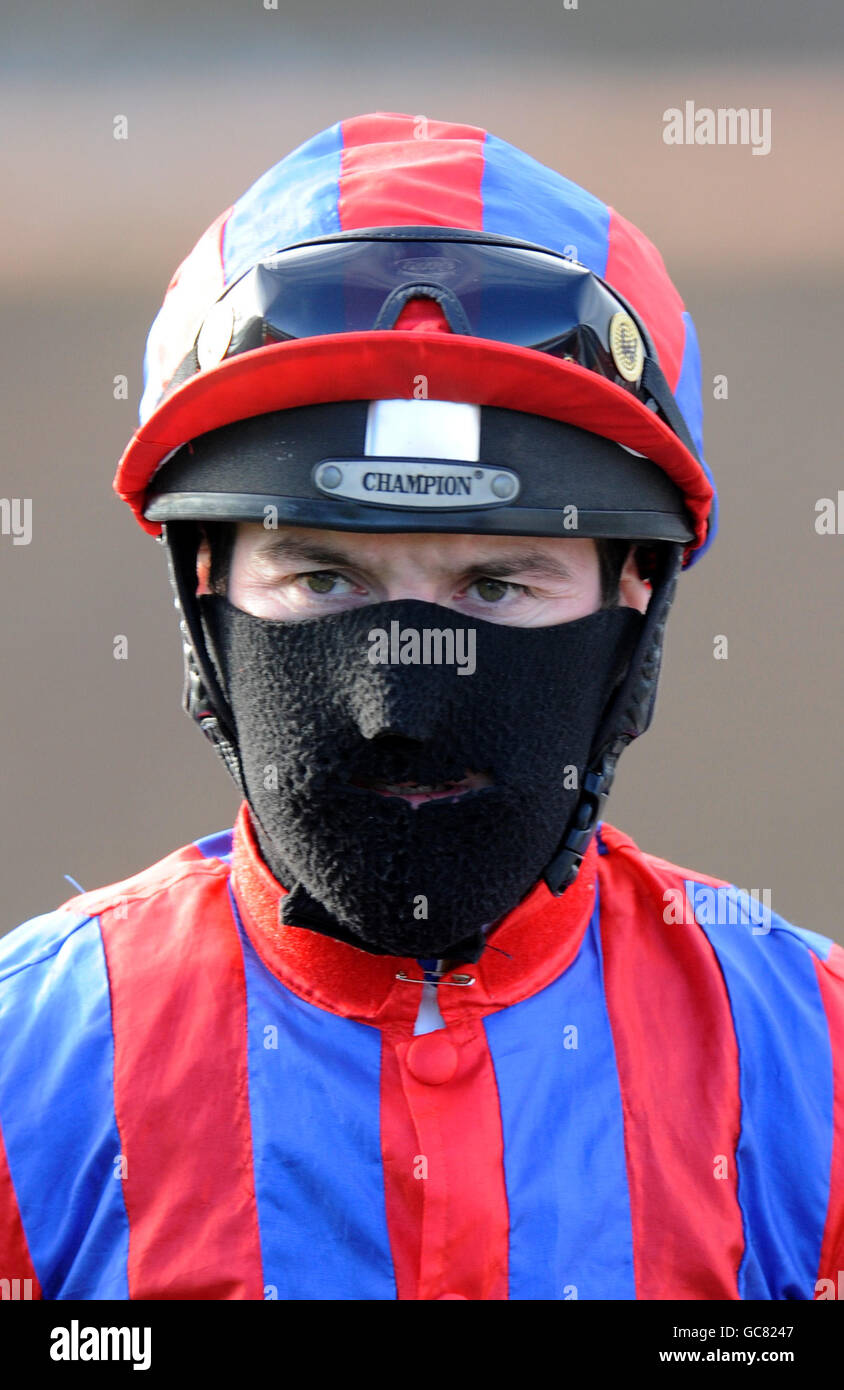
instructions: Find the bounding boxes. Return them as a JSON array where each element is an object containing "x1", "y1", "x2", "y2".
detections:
[
  {"x1": 641, "y1": 357, "x2": 702, "y2": 464},
  {"x1": 372, "y1": 282, "x2": 473, "y2": 334}
]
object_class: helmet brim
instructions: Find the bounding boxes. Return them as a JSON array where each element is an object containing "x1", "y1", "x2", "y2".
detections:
[
  {"x1": 144, "y1": 400, "x2": 695, "y2": 547},
  {"x1": 114, "y1": 331, "x2": 713, "y2": 559}
]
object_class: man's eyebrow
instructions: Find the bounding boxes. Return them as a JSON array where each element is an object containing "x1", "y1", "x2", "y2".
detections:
[
  {"x1": 251, "y1": 536, "x2": 577, "y2": 582},
  {"x1": 460, "y1": 552, "x2": 576, "y2": 582},
  {"x1": 252, "y1": 536, "x2": 365, "y2": 569}
]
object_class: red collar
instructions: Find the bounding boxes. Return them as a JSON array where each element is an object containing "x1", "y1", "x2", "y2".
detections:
[{"x1": 230, "y1": 801, "x2": 598, "y2": 1035}]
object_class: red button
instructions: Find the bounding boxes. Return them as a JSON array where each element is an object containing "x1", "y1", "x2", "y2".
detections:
[
  {"x1": 436, "y1": 1293, "x2": 468, "y2": 1300},
  {"x1": 406, "y1": 1032, "x2": 459, "y2": 1084}
]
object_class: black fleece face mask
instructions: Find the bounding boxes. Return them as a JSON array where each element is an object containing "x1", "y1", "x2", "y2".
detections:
[{"x1": 199, "y1": 594, "x2": 642, "y2": 962}]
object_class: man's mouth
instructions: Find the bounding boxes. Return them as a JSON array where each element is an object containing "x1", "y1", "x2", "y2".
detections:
[{"x1": 348, "y1": 770, "x2": 493, "y2": 807}]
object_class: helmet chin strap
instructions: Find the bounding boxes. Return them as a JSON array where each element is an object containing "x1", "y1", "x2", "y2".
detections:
[
  {"x1": 542, "y1": 542, "x2": 683, "y2": 893},
  {"x1": 162, "y1": 524, "x2": 246, "y2": 797},
  {"x1": 162, "y1": 521, "x2": 682, "y2": 901}
]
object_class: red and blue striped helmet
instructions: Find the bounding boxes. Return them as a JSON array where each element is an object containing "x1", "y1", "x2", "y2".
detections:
[{"x1": 114, "y1": 111, "x2": 716, "y2": 567}]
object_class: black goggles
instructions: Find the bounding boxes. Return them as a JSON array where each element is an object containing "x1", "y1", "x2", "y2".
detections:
[{"x1": 181, "y1": 227, "x2": 697, "y2": 456}]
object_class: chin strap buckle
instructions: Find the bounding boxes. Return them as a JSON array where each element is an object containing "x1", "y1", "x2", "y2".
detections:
[{"x1": 543, "y1": 768, "x2": 609, "y2": 897}]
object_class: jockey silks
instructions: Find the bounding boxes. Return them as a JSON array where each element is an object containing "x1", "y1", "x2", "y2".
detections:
[
  {"x1": 199, "y1": 593, "x2": 642, "y2": 960},
  {"x1": 3, "y1": 810, "x2": 843, "y2": 1300}
]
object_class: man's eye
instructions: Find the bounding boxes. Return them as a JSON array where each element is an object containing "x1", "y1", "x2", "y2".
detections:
[
  {"x1": 300, "y1": 570, "x2": 350, "y2": 595},
  {"x1": 470, "y1": 577, "x2": 525, "y2": 603}
]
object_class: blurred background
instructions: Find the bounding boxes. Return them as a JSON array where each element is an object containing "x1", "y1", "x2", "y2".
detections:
[{"x1": 1, "y1": 0, "x2": 842, "y2": 940}]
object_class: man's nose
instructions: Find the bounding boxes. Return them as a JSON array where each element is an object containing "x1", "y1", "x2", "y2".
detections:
[
  {"x1": 382, "y1": 582, "x2": 444, "y2": 605},
  {"x1": 345, "y1": 663, "x2": 448, "y2": 742}
]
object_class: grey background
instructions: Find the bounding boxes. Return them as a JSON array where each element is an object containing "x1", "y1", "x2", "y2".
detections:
[{"x1": 1, "y1": 2, "x2": 842, "y2": 940}]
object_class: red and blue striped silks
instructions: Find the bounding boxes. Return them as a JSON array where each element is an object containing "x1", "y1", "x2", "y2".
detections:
[
  {"x1": 1, "y1": 808, "x2": 841, "y2": 1300},
  {"x1": 115, "y1": 112, "x2": 716, "y2": 564}
]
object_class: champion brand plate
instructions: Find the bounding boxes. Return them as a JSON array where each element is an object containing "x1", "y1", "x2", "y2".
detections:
[{"x1": 313, "y1": 459, "x2": 521, "y2": 509}]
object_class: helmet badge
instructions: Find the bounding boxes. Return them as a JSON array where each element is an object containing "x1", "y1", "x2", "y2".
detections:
[{"x1": 608, "y1": 311, "x2": 645, "y2": 383}]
